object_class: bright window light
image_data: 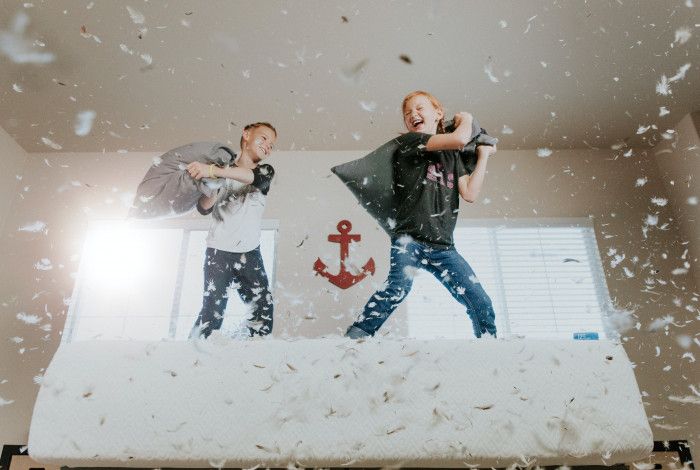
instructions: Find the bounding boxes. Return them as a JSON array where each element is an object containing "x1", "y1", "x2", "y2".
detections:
[{"x1": 64, "y1": 220, "x2": 277, "y2": 342}]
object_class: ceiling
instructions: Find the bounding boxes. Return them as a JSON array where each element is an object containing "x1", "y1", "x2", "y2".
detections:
[{"x1": 0, "y1": 0, "x2": 698, "y2": 153}]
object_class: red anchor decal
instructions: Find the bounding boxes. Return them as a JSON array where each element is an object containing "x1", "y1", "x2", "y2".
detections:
[{"x1": 314, "y1": 220, "x2": 375, "y2": 289}]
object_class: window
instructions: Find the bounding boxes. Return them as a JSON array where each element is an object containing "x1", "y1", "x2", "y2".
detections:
[
  {"x1": 407, "y1": 218, "x2": 613, "y2": 340},
  {"x1": 63, "y1": 219, "x2": 277, "y2": 342}
]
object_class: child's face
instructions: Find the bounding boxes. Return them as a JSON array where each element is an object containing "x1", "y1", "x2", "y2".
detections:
[
  {"x1": 403, "y1": 95, "x2": 443, "y2": 134},
  {"x1": 243, "y1": 126, "x2": 277, "y2": 162}
]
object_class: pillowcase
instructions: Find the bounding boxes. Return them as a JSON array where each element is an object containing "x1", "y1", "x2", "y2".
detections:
[
  {"x1": 444, "y1": 118, "x2": 499, "y2": 175},
  {"x1": 332, "y1": 118, "x2": 497, "y2": 235},
  {"x1": 129, "y1": 142, "x2": 235, "y2": 219}
]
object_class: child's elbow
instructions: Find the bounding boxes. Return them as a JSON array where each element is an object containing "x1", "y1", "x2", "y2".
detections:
[{"x1": 460, "y1": 192, "x2": 476, "y2": 203}]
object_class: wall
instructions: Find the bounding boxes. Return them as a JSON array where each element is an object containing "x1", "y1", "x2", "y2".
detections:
[
  {"x1": 0, "y1": 126, "x2": 28, "y2": 238},
  {"x1": 653, "y1": 112, "x2": 700, "y2": 292},
  {"x1": 0, "y1": 141, "x2": 698, "y2": 459}
]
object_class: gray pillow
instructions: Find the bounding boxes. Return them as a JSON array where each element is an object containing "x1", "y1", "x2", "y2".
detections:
[{"x1": 129, "y1": 142, "x2": 235, "y2": 219}]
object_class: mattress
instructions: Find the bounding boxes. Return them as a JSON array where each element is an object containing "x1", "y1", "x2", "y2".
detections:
[{"x1": 29, "y1": 337, "x2": 653, "y2": 468}]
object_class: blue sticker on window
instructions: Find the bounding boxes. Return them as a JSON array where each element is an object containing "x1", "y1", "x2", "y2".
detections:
[{"x1": 573, "y1": 332, "x2": 599, "y2": 340}]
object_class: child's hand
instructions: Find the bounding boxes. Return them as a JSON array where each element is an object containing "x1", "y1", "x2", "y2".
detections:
[
  {"x1": 477, "y1": 144, "x2": 497, "y2": 158},
  {"x1": 453, "y1": 112, "x2": 473, "y2": 128},
  {"x1": 187, "y1": 161, "x2": 209, "y2": 180}
]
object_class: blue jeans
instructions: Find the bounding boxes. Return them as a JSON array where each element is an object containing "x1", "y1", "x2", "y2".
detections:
[
  {"x1": 347, "y1": 237, "x2": 497, "y2": 338},
  {"x1": 191, "y1": 247, "x2": 273, "y2": 338}
]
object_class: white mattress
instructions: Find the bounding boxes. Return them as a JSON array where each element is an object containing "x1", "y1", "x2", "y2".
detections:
[{"x1": 29, "y1": 337, "x2": 653, "y2": 468}]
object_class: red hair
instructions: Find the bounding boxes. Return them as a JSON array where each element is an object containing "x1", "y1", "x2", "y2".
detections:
[{"x1": 402, "y1": 90, "x2": 446, "y2": 134}]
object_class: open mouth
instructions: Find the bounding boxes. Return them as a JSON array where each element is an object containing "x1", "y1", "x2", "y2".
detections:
[{"x1": 411, "y1": 117, "x2": 424, "y2": 129}]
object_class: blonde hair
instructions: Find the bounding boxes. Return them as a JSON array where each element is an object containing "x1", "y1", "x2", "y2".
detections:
[
  {"x1": 402, "y1": 90, "x2": 446, "y2": 134},
  {"x1": 214, "y1": 122, "x2": 277, "y2": 222},
  {"x1": 240, "y1": 122, "x2": 277, "y2": 149}
]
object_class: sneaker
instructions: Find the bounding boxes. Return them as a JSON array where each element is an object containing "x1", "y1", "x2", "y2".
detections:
[{"x1": 345, "y1": 325, "x2": 371, "y2": 339}]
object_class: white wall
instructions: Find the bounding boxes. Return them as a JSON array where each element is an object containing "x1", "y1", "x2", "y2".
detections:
[
  {"x1": 653, "y1": 112, "x2": 700, "y2": 291},
  {"x1": 0, "y1": 125, "x2": 28, "y2": 448},
  {"x1": 0, "y1": 143, "x2": 698, "y2": 459},
  {"x1": 0, "y1": 126, "x2": 28, "y2": 238}
]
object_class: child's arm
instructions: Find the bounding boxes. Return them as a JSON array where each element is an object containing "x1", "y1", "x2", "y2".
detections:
[
  {"x1": 426, "y1": 112, "x2": 474, "y2": 151},
  {"x1": 187, "y1": 161, "x2": 254, "y2": 184},
  {"x1": 458, "y1": 145, "x2": 496, "y2": 202},
  {"x1": 196, "y1": 193, "x2": 218, "y2": 215},
  {"x1": 188, "y1": 162, "x2": 275, "y2": 195}
]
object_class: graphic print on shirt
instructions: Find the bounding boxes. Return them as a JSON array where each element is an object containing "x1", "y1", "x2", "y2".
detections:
[
  {"x1": 213, "y1": 180, "x2": 260, "y2": 220},
  {"x1": 426, "y1": 162, "x2": 454, "y2": 189}
]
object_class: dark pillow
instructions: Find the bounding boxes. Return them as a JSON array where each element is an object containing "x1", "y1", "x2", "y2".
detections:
[
  {"x1": 331, "y1": 118, "x2": 497, "y2": 235},
  {"x1": 444, "y1": 118, "x2": 499, "y2": 175},
  {"x1": 332, "y1": 136, "x2": 403, "y2": 235}
]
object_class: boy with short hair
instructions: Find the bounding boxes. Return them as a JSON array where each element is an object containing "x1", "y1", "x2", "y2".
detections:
[{"x1": 187, "y1": 122, "x2": 277, "y2": 338}]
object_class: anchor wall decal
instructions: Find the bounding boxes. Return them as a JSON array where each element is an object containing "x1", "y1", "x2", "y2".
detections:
[{"x1": 313, "y1": 220, "x2": 375, "y2": 289}]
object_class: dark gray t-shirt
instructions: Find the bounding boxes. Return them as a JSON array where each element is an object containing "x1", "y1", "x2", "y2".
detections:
[{"x1": 393, "y1": 132, "x2": 468, "y2": 248}]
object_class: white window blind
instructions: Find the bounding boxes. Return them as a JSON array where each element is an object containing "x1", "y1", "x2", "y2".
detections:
[
  {"x1": 64, "y1": 220, "x2": 277, "y2": 342},
  {"x1": 407, "y1": 219, "x2": 612, "y2": 340}
]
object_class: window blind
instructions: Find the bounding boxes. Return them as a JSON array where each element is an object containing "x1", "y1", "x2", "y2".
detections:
[{"x1": 407, "y1": 220, "x2": 611, "y2": 340}]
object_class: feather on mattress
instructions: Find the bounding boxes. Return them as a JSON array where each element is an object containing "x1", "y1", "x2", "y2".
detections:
[{"x1": 29, "y1": 337, "x2": 652, "y2": 468}]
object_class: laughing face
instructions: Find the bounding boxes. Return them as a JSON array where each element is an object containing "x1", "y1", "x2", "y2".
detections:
[
  {"x1": 403, "y1": 94, "x2": 443, "y2": 134},
  {"x1": 243, "y1": 125, "x2": 276, "y2": 162}
]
